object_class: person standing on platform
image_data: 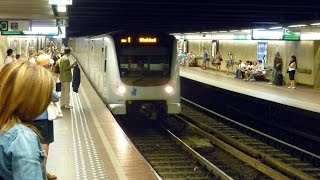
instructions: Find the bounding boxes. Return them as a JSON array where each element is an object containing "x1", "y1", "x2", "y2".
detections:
[
  {"x1": 226, "y1": 52, "x2": 233, "y2": 75},
  {"x1": 35, "y1": 54, "x2": 60, "y2": 180},
  {"x1": 3, "y1": 49, "x2": 15, "y2": 66},
  {"x1": 0, "y1": 60, "x2": 54, "y2": 180},
  {"x1": 287, "y1": 55, "x2": 297, "y2": 89},
  {"x1": 60, "y1": 47, "x2": 77, "y2": 109},
  {"x1": 201, "y1": 48, "x2": 209, "y2": 70},
  {"x1": 268, "y1": 52, "x2": 283, "y2": 85},
  {"x1": 214, "y1": 51, "x2": 223, "y2": 72}
]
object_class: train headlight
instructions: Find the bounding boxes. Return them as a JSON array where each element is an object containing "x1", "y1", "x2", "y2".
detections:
[
  {"x1": 165, "y1": 84, "x2": 175, "y2": 94},
  {"x1": 115, "y1": 84, "x2": 126, "y2": 95}
]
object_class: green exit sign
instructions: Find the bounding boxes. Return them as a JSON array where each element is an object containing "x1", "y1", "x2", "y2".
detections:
[
  {"x1": 1, "y1": 31, "x2": 24, "y2": 35},
  {"x1": 283, "y1": 28, "x2": 300, "y2": 41},
  {"x1": 0, "y1": 21, "x2": 8, "y2": 31}
]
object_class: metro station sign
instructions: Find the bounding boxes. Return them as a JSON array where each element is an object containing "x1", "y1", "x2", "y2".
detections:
[{"x1": 283, "y1": 28, "x2": 300, "y2": 41}]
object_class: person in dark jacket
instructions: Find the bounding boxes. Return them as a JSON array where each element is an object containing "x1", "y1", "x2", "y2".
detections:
[
  {"x1": 72, "y1": 64, "x2": 81, "y2": 93},
  {"x1": 268, "y1": 52, "x2": 283, "y2": 85}
]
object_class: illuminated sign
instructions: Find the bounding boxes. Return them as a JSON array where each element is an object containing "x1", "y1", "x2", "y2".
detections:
[
  {"x1": 253, "y1": 30, "x2": 283, "y2": 40},
  {"x1": 121, "y1": 37, "x2": 131, "y2": 43},
  {"x1": 1, "y1": 31, "x2": 23, "y2": 35},
  {"x1": 49, "y1": 0, "x2": 72, "y2": 5},
  {"x1": 139, "y1": 37, "x2": 157, "y2": 43},
  {"x1": 283, "y1": 28, "x2": 300, "y2": 40}
]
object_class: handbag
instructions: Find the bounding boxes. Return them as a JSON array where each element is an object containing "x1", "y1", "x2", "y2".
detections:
[
  {"x1": 56, "y1": 81, "x2": 61, "y2": 92},
  {"x1": 47, "y1": 102, "x2": 63, "y2": 120}
]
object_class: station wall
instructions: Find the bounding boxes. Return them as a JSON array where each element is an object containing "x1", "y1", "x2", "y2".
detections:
[{"x1": 186, "y1": 39, "x2": 320, "y2": 88}]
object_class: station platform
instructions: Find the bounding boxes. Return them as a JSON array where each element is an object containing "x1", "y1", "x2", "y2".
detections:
[
  {"x1": 180, "y1": 66, "x2": 320, "y2": 113},
  {"x1": 46, "y1": 70, "x2": 159, "y2": 179}
]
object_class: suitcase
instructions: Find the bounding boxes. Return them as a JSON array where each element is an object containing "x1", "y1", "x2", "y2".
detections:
[{"x1": 274, "y1": 73, "x2": 283, "y2": 86}]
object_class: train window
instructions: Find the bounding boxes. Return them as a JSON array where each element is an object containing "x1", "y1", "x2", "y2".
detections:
[{"x1": 114, "y1": 34, "x2": 173, "y2": 86}]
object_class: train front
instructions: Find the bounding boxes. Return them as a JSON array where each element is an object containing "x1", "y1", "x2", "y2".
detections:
[{"x1": 112, "y1": 32, "x2": 181, "y2": 119}]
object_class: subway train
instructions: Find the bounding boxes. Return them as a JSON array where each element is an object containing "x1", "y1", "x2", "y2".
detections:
[{"x1": 70, "y1": 31, "x2": 181, "y2": 119}]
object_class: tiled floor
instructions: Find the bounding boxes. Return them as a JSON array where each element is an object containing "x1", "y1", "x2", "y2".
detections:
[{"x1": 46, "y1": 70, "x2": 159, "y2": 180}]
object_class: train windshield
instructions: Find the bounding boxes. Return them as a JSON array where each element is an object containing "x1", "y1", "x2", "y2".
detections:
[{"x1": 117, "y1": 46, "x2": 172, "y2": 86}]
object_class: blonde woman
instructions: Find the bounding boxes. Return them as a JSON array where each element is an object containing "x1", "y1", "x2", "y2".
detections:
[{"x1": 0, "y1": 60, "x2": 54, "y2": 179}]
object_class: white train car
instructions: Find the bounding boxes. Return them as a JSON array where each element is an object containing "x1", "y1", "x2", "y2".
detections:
[{"x1": 71, "y1": 31, "x2": 181, "y2": 119}]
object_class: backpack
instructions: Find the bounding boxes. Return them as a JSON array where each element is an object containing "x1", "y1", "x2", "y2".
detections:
[{"x1": 52, "y1": 63, "x2": 60, "y2": 73}]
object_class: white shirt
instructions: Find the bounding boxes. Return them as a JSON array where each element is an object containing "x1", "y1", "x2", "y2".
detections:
[{"x1": 4, "y1": 56, "x2": 14, "y2": 65}]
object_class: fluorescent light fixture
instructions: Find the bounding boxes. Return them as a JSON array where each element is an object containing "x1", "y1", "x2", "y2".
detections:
[
  {"x1": 269, "y1": 26, "x2": 282, "y2": 30},
  {"x1": 310, "y1": 23, "x2": 320, "y2": 26},
  {"x1": 184, "y1": 34, "x2": 212, "y2": 40},
  {"x1": 288, "y1": 24, "x2": 307, "y2": 28},
  {"x1": 301, "y1": 33, "x2": 320, "y2": 40},
  {"x1": 253, "y1": 30, "x2": 283, "y2": 40},
  {"x1": 24, "y1": 26, "x2": 58, "y2": 36},
  {"x1": 253, "y1": 28, "x2": 266, "y2": 31},
  {"x1": 218, "y1": 31, "x2": 228, "y2": 33},
  {"x1": 241, "y1": 29, "x2": 251, "y2": 33},
  {"x1": 49, "y1": 0, "x2": 72, "y2": 5},
  {"x1": 212, "y1": 34, "x2": 234, "y2": 40},
  {"x1": 229, "y1": 30, "x2": 239, "y2": 32},
  {"x1": 57, "y1": 5, "x2": 67, "y2": 12}
]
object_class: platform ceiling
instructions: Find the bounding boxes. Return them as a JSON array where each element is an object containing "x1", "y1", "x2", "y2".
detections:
[
  {"x1": 1, "y1": 0, "x2": 320, "y2": 37},
  {"x1": 67, "y1": 0, "x2": 320, "y2": 37}
]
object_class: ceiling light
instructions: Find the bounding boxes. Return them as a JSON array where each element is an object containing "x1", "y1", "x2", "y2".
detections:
[
  {"x1": 57, "y1": 5, "x2": 67, "y2": 12},
  {"x1": 269, "y1": 26, "x2": 282, "y2": 30},
  {"x1": 253, "y1": 28, "x2": 266, "y2": 31},
  {"x1": 288, "y1": 24, "x2": 307, "y2": 28},
  {"x1": 310, "y1": 23, "x2": 320, "y2": 26},
  {"x1": 241, "y1": 29, "x2": 251, "y2": 33},
  {"x1": 218, "y1": 31, "x2": 228, "y2": 33},
  {"x1": 229, "y1": 30, "x2": 239, "y2": 32}
]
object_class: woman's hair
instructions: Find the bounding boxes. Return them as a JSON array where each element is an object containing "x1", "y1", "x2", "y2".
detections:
[
  {"x1": 290, "y1": 55, "x2": 297, "y2": 69},
  {"x1": 0, "y1": 60, "x2": 54, "y2": 132}
]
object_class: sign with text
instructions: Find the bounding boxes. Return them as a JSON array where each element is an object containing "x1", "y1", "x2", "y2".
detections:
[{"x1": 283, "y1": 28, "x2": 300, "y2": 41}]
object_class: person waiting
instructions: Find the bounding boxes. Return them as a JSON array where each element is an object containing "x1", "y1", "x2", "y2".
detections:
[
  {"x1": 3, "y1": 49, "x2": 15, "y2": 66},
  {"x1": 235, "y1": 60, "x2": 246, "y2": 79},
  {"x1": 268, "y1": 52, "x2": 283, "y2": 85},
  {"x1": 0, "y1": 60, "x2": 54, "y2": 180},
  {"x1": 225, "y1": 52, "x2": 233, "y2": 75},
  {"x1": 214, "y1": 51, "x2": 223, "y2": 72},
  {"x1": 242, "y1": 61, "x2": 253, "y2": 79},
  {"x1": 245, "y1": 60, "x2": 264, "y2": 81},
  {"x1": 201, "y1": 48, "x2": 209, "y2": 70},
  {"x1": 35, "y1": 54, "x2": 60, "y2": 180},
  {"x1": 287, "y1": 55, "x2": 297, "y2": 89}
]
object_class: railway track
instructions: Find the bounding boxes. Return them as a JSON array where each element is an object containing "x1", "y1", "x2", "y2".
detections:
[
  {"x1": 119, "y1": 119, "x2": 270, "y2": 179},
  {"x1": 173, "y1": 97, "x2": 320, "y2": 179},
  {"x1": 120, "y1": 121, "x2": 219, "y2": 180}
]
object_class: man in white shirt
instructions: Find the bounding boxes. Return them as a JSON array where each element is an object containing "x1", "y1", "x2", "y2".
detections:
[{"x1": 3, "y1": 49, "x2": 15, "y2": 65}]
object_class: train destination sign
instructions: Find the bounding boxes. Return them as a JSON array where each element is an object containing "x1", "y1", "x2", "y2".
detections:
[
  {"x1": 139, "y1": 37, "x2": 157, "y2": 43},
  {"x1": 120, "y1": 37, "x2": 158, "y2": 44}
]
